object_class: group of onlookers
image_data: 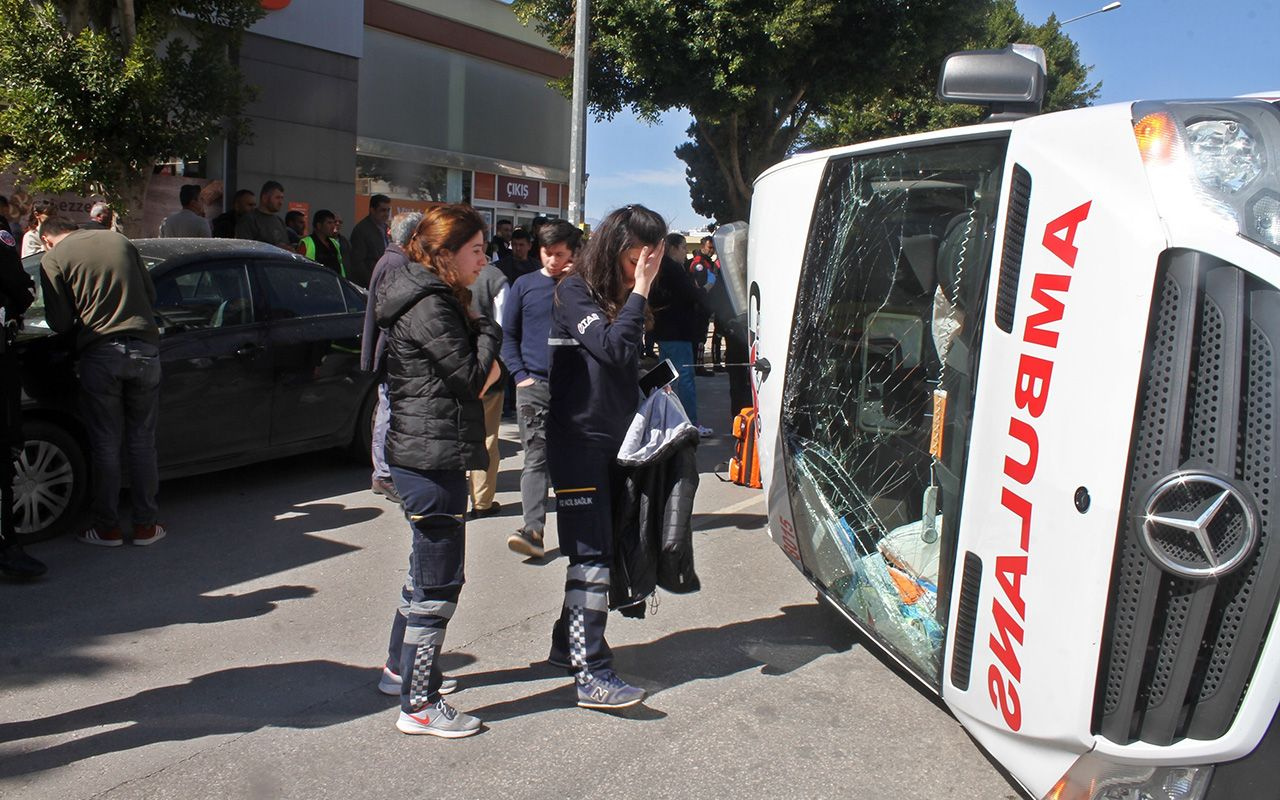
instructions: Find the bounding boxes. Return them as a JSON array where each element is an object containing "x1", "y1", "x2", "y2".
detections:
[
  {"x1": 155, "y1": 181, "x2": 393, "y2": 290},
  {"x1": 1, "y1": 180, "x2": 718, "y2": 736}
]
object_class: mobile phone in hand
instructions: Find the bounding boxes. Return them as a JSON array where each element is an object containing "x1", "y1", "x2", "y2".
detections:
[{"x1": 639, "y1": 358, "x2": 679, "y2": 395}]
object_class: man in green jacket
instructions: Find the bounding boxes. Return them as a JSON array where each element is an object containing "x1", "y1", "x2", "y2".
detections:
[{"x1": 39, "y1": 218, "x2": 166, "y2": 547}]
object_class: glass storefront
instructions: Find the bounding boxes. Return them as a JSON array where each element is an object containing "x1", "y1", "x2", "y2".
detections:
[
  {"x1": 780, "y1": 137, "x2": 1008, "y2": 684},
  {"x1": 356, "y1": 154, "x2": 470, "y2": 205},
  {"x1": 355, "y1": 152, "x2": 566, "y2": 236}
]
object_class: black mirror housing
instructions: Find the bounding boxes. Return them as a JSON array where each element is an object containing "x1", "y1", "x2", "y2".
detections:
[{"x1": 937, "y1": 44, "x2": 1047, "y2": 120}]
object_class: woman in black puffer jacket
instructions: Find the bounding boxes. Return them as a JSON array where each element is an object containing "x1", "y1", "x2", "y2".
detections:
[{"x1": 375, "y1": 204, "x2": 500, "y2": 739}]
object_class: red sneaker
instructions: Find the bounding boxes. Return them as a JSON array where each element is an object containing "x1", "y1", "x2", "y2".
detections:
[{"x1": 132, "y1": 523, "x2": 167, "y2": 546}]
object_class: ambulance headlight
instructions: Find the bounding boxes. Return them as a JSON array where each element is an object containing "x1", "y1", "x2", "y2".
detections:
[
  {"x1": 1185, "y1": 119, "x2": 1265, "y2": 194},
  {"x1": 1251, "y1": 192, "x2": 1280, "y2": 248},
  {"x1": 1134, "y1": 100, "x2": 1280, "y2": 255},
  {"x1": 1045, "y1": 752, "x2": 1213, "y2": 800}
]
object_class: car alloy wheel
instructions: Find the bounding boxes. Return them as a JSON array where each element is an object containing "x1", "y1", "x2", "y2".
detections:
[{"x1": 10, "y1": 421, "x2": 86, "y2": 540}]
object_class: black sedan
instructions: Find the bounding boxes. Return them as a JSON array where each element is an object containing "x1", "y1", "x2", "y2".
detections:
[{"x1": 13, "y1": 238, "x2": 378, "y2": 539}]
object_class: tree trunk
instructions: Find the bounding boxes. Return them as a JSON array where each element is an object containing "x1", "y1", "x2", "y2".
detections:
[
  {"x1": 60, "y1": 0, "x2": 91, "y2": 35},
  {"x1": 115, "y1": 172, "x2": 151, "y2": 238},
  {"x1": 117, "y1": 0, "x2": 136, "y2": 49}
]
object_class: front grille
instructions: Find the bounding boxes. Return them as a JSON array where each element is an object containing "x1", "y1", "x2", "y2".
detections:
[{"x1": 1095, "y1": 250, "x2": 1280, "y2": 746}]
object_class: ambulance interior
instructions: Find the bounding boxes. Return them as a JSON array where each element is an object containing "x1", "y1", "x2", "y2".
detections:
[{"x1": 779, "y1": 138, "x2": 1007, "y2": 682}]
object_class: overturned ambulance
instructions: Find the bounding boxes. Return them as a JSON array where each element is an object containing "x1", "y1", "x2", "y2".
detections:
[{"x1": 733, "y1": 44, "x2": 1280, "y2": 799}]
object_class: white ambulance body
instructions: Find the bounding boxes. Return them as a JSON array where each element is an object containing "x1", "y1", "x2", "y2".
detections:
[{"x1": 741, "y1": 47, "x2": 1280, "y2": 800}]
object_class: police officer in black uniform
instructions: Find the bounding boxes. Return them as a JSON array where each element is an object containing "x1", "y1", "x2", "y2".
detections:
[{"x1": 0, "y1": 228, "x2": 47, "y2": 579}]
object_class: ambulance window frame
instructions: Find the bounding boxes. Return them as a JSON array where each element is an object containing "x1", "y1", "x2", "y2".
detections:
[{"x1": 778, "y1": 134, "x2": 1009, "y2": 687}]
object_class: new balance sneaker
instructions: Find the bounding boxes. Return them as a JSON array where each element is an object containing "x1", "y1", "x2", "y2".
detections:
[
  {"x1": 577, "y1": 670, "x2": 646, "y2": 710},
  {"x1": 378, "y1": 666, "x2": 456, "y2": 696},
  {"x1": 395, "y1": 698, "x2": 481, "y2": 738},
  {"x1": 507, "y1": 528, "x2": 545, "y2": 559},
  {"x1": 78, "y1": 526, "x2": 124, "y2": 547},
  {"x1": 132, "y1": 523, "x2": 167, "y2": 546}
]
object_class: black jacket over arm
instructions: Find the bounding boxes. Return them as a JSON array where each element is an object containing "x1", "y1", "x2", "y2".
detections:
[{"x1": 375, "y1": 261, "x2": 501, "y2": 472}]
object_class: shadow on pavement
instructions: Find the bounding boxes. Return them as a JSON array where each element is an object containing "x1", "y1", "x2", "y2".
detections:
[
  {"x1": 692, "y1": 511, "x2": 766, "y2": 532},
  {"x1": 462, "y1": 602, "x2": 857, "y2": 723},
  {"x1": 0, "y1": 455, "x2": 381, "y2": 690},
  {"x1": 0, "y1": 660, "x2": 385, "y2": 777}
]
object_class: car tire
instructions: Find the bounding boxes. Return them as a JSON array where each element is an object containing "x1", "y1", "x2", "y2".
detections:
[
  {"x1": 11, "y1": 420, "x2": 87, "y2": 543},
  {"x1": 348, "y1": 385, "x2": 377, "y2": 465}
]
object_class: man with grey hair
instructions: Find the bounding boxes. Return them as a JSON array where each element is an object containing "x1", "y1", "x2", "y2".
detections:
[
  {"x1": 360, "y1": 210, "x2": 421, "y2": 505},
  {"x1": 81, "y1": 202, "x2": 113, "y2": 230}
]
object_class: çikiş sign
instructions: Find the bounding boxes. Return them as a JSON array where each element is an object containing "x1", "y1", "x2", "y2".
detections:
[{"x1": 497, "y1": 176, "x2": 540, "y2": 204}]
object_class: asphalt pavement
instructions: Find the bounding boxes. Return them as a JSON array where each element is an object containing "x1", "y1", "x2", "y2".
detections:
[{"x1": 0, "y1": 374, "x2": 1019, "y2": 799}]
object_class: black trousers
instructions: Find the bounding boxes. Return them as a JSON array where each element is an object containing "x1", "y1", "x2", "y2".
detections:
[{"x1": 547, "y1": 438, "x2": 626, "y2": 679}]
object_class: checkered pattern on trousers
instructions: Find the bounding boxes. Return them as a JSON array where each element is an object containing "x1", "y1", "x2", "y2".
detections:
[
  {"x1": 409, "y1": 638, "x2": 436, "y2": 709},
  {"x1": 568, "y1": 607, "x2": 593, "y2": 685}
]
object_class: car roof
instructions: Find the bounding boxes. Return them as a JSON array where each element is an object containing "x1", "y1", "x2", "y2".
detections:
[{"x1": 132, "y1": 238, "x2": 308, "y2": 271}]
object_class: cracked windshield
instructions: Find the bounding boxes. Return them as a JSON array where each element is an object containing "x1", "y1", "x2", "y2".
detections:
[{"x1": 781, "y1": 138, "x2": 1008, "y2": 682}]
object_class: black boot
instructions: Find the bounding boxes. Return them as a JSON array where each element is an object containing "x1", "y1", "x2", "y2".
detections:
[{"x1": 0, "y1": 544, "x2": 47, "y2": 580}]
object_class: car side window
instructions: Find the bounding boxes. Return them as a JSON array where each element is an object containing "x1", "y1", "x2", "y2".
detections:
[
  {"x1": 154, "y1": 263, "x2": 254, "y2": 331},
  {"x1": 341, "y1": 279, "x2": 366, "y2": 313},
  {"x1": 259, "y1": 262, "x2": 347, "y2": 320}
]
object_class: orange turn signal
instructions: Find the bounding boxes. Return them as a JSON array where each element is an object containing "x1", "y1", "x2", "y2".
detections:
[{"x1": 1134, "y1": 112, "x2": 1179, "y2": 164}]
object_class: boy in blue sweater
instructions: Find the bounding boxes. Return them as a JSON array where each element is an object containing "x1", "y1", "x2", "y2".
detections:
[{"x1": 501, "y1": 220, "x2": 582, "y2": 558}]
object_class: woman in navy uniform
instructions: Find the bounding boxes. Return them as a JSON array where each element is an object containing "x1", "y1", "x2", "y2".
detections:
[{"x1": 545, "y1": 205, "x2": 665, "y2": 708}]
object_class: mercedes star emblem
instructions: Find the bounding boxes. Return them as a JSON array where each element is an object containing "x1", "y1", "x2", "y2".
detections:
[{"x1": 1139, "y1": 471, "x2": 1260, "y2": 581}]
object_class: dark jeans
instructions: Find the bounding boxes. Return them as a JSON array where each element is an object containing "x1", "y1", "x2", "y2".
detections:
[
  {"x1": 516, "y1": 379, "x2": 550, "y2": 533},
  {"x1": 78, "y1": 336, "x2": 162, "y2": 529},
  {"x1": 384, "y1": 465, "x2": 467, "y2": 712}
]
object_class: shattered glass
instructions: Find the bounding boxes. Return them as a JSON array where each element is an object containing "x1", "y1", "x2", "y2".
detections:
[{"x1": 780, "y1": 138, "x2": 1008, "y2": 683}]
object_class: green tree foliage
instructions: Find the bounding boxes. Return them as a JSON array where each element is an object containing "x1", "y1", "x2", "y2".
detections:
[
  {"x1": 0, "y1": 1, "x2": 263, "y2": 230},
  {"x1": 514, "y1": 0, "x2": 989, "y2": 223},
  {"x1": 804, "y1": 0, "x2": 1100, "y2": 151}
]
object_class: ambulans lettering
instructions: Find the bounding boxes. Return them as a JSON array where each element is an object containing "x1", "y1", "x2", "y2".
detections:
[
  {"x1": 984, "y1": 199, "x2": 1090, "y2": 733},
  {"x1": 577, "y1": 313, "x2": 600, "y2": 335}
]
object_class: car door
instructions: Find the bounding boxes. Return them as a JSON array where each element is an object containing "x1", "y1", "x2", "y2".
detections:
[
  {"x1": 255, "y1": 259, "x2": 366, "y2": 447},
  {"x1": 153, "y1": 260, "x2": 272, "y2": 467}
]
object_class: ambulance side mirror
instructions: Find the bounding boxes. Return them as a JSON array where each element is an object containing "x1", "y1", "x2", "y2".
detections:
[
  {"x1": 713, "y1": 221, "x2": 749, "y2": 318},
  {"x1": 937, "y1": 44, "x2": 1047, "y2": 121}
]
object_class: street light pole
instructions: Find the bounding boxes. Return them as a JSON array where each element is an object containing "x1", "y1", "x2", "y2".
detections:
[
  {"x1": 1060, "y1": 1, "x2": 1121, "y2": 25},
  {"x1": 568, "y1": 0, "x2": 589, "y2": 226}
]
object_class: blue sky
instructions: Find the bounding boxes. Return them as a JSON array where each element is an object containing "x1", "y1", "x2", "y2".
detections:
[{"x1": 583, "y1": 0, "x2": 1279, "y2": 231}]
